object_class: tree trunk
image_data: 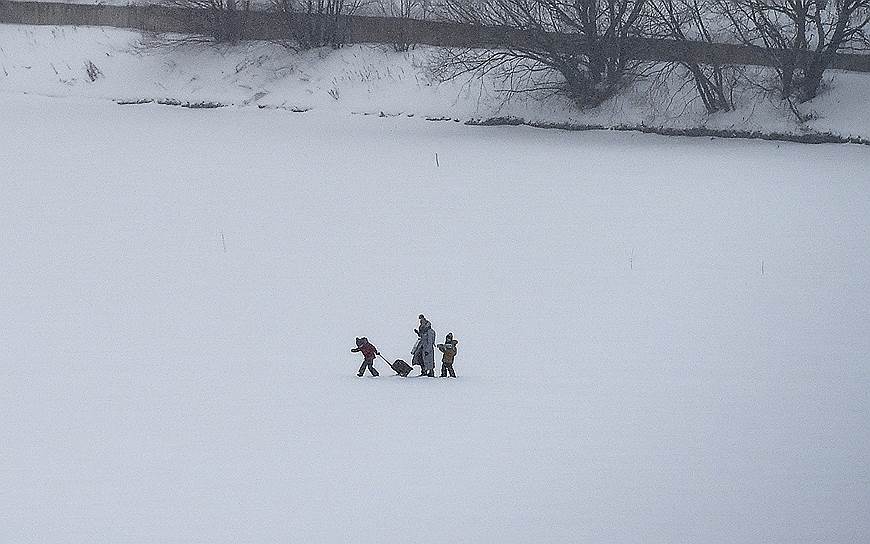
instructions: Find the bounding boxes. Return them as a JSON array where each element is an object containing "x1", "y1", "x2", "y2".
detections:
[{"x1": 799, "y1": 56, "x2": 827, "y2": 101}]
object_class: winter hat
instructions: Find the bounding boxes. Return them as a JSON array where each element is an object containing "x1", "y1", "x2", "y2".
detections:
[
  {"x1": 446, "y1": 332, "x2": 453, "y2": 340},
  {"x1": 355, "y1": 337, "x2": 364, "y2": 346}
]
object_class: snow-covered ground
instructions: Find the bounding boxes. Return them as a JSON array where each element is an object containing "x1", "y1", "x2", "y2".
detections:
[
  {"x1": 1, "y1": 92, "x2": 869, "y2": 543},
  {"x1": 2, "y1": 24, "x2": 870, "y2": 138}
]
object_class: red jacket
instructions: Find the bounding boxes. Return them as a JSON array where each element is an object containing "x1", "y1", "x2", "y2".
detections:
[{"x1": 352, "y1": 341, "x2": 378, "y2": 360}]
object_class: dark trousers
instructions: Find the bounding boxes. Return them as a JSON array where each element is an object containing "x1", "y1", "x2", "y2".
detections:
[
  {"x1": 440, "y1": 362, "x2": 456, "y2": 377},
  {"x1": 358, "y1": 359, "x2": 379, "y2": 376}
]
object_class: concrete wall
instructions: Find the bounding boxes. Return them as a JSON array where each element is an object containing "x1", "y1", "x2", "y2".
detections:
[{"x1": 1, "y1": 0, "x2": 869, "y2": 73}]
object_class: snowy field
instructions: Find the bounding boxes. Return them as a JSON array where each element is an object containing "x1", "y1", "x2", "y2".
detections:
[{"x1": 2, "y1": 93, "x2": 869, "y2": 543}]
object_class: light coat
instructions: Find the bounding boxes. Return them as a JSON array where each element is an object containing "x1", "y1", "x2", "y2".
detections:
[{"x1": 412, "y1": 326, "x2": 436, "y2": 372}]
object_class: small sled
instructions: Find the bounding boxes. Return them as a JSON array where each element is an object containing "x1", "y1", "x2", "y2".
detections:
[{"x1": 378, "y1": 354, "x2": 412, "y2": 377}]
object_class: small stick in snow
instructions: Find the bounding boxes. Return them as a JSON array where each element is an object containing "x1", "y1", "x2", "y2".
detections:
[
  {"x1": 221, "y1": 231, "x2": 227, "y2": 253},
  {"x1": 435, "y1": 153, "x2": 439, "y2": 167},
  {"x1": 762, "y1": 259, "x2": 764, "y2": 276}
]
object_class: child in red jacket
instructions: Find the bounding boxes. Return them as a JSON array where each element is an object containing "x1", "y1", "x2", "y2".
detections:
[{"x1": 352, "y1": 337, "x2": 380, "y2": 377}]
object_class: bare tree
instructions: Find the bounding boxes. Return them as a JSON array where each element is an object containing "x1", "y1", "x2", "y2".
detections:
[
  {"x1": 435, "y1": 0, "x2": 652, "y2": 107},
  {"x1": 715, "y1": 0, "x2": 870, "y2": 101},
  {"x1": 272, "y1": 0, "x2": 372, "y2": 48},
  {"x1": 161, "y1": 0, "x2": 250, "y2": 44},
  {"x1": 380, "y1": 0, "x2": 426, "y2": 50},
  {"x1": 649, "y1": 0, "x2": 739, "y2": 112}
]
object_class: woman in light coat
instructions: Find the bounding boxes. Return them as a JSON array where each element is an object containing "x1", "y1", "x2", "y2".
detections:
[{"x1": 411, "y1": 314, "x2": 436, "y2": 377}]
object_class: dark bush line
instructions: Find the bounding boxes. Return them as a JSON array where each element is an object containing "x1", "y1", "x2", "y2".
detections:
[
  {"x1": 464, "y1": 117, "x2": 870, "y2": 146},
  {"x1": 111, "y1": 100, "x2": 868, "y2": 145},
  {"x1": 116, "y1": 99, "x2": 313, "y2": 112},
  {"x1": 115, "y1": 99, "x2": 155, "y2": 105},
  {"x1": 257, "y1": 104, "x2": 311, "y2": 112},
  {"x1": 115, "y1": 98, "x2": 227, "y2": 108}
]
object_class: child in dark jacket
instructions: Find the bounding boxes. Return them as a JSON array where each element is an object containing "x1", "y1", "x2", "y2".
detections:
[
  {"x1": 352, "y1": 337, "x2": 379, "y2": 377},
  {"x1": 437, "y1": 332, "x2": 458, "y2": 378}
]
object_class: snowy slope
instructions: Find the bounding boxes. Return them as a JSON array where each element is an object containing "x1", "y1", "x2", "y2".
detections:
[
  {"x1": 2, "y1": 24, "x2": 870, "y2": 138},
  {"x1": 1, "y1": 93, "x2": 869, "y2": 543}
]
